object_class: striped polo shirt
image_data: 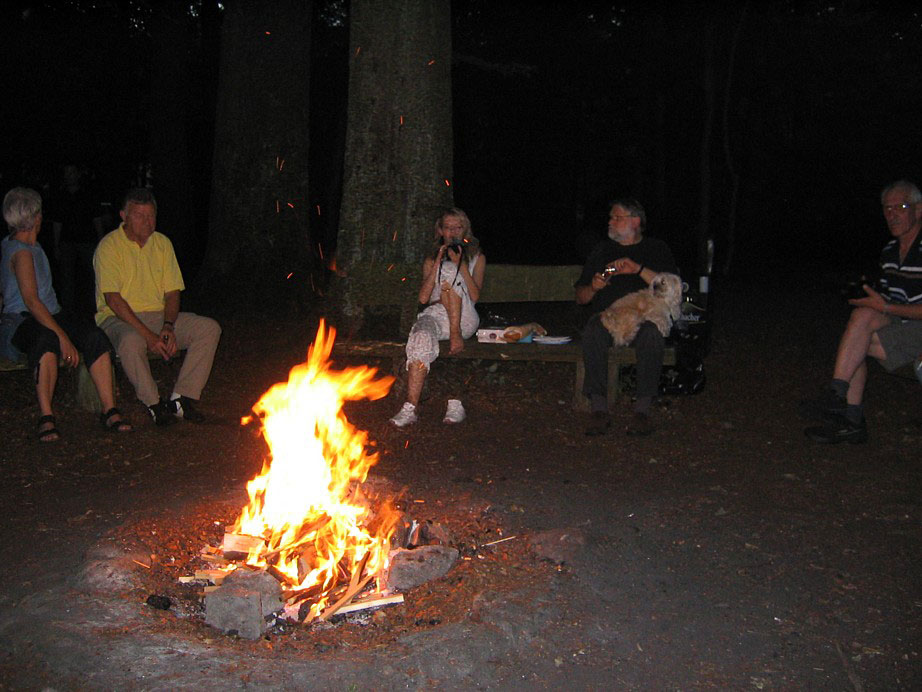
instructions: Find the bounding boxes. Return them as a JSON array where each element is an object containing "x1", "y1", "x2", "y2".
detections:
[{"x1": 879, "y1": 232, "x2": 922, "y2": 305}]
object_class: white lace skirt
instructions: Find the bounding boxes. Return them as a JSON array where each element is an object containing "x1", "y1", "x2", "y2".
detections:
[{"x1": 405, "y1": 291, "x2": 479, "y2": 371}]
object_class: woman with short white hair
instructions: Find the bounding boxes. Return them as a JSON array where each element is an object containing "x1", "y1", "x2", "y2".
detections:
[{"x1": 1, "y1": 187, "x2": 131, "y2": 441}]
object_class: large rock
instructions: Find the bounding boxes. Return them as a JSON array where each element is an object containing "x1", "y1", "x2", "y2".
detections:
[
  {"x1": 386, "y1": 545, "x2": 459, "y2": 591},
  {"x1": 204, "y1": 568, "x2": 283, "y2": 640}
]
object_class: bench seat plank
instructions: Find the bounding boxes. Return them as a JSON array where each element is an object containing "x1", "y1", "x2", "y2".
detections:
[
  {"x1": 333, "y1": 262, "x2": 688, "y2": 411},
  {"x1": 332, "y1": 338, "x2": 675, "y2": 411}
]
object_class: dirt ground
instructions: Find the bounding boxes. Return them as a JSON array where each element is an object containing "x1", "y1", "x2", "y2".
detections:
[{"x1": 0, "y1": 280, "x2": 920, "y2": 690}]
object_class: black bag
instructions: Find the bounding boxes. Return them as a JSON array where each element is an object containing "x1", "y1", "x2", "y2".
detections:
[{"x1": 660, "y1": 349, "x2": 706, "y2": 395}]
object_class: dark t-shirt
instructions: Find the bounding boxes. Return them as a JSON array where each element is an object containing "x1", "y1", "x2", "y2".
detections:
[{"x1": 576, "y1": 236, "x2": 677, "y2": 313}]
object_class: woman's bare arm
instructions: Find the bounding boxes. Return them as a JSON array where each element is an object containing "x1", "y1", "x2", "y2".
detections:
[
  {"x1": 458, "y1": 253, "x2": 486, "y2": 302},
  {"x1": 418, "y1": 256, "x2": 440, "y2": 304},
  {"x1": 11, "y1": 250, "x2": 79, "y2": 365}
]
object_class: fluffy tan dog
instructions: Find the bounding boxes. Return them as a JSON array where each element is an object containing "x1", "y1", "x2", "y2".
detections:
[{"x1": 599, "y1": 272, "x2": 683, "y2": 346}]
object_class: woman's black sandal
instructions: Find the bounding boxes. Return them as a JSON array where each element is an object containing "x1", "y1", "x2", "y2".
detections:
[
  {"x1": 37, "y1": 414, "x2": 60, "y2": 443},
  {"x1": 101, "y1": 407, "x2": 133, "y2": 433}
]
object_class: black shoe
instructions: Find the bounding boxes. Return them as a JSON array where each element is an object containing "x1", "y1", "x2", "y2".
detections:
[
  {"x1": 799, "y1": 389, "x2": 847, "y2": 421},
  {"x1": 626, "y1": 411, "x2": 654, "y2": 437},
  {"x1": 805, "y1": 415, "x2": 868, "y2": 444},
  {"x1": 148, "y1": 399, "x2": 178, "y2": 426},
  {"x1": 585, "y1": 411, "x2": 611, "y2": 436},
  {"x1": 169, "y1": 396, "x2": 206, "y2": 423}
]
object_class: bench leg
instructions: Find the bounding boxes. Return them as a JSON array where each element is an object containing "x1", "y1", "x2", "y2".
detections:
[
  {"x1": 75, "y1": 361, "x2": 112, "y2": 414},
  {"x1": 607, "y1": 365, "x2": 620, "y2": 407},
  {"x1": 573, "y1": 360, "x2": 588, "y2": 411},
  {"x1": 574, "y1": 357, "x2": 623, "y2": 411}
]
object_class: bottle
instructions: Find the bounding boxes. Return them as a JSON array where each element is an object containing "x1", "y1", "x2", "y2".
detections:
[{"x1": 915, "y1": 357, "x2": 922, "y2": 386}]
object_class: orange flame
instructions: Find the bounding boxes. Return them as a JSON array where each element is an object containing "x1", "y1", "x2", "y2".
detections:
[{"x1": 233, "y1": 320, "x2": 397, "y2": 619}]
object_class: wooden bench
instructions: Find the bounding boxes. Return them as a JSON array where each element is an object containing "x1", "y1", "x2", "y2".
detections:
[
  {"x1": 332, "y1": 264, "x2": 680, "y2": 411},
  {"x1": 1, "y1": 355, "x2": 104, "y2": 413},
  {"x1": 1, "y1": 349, "x2": 184, "y2": 415}
]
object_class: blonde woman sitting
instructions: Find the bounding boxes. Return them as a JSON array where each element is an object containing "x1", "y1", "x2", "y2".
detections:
[{"x1": 390, "y1": 208, "x2": 486, "y2": 427}]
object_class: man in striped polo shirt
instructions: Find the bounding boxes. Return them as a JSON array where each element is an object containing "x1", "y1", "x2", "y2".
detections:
[{"x1": 804, "y1": 179, "x2": 922, "y2": 443}]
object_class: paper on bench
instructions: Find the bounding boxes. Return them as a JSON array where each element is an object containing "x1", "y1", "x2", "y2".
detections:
[{"x1": 532, "y1": 335, "x2": 572, "y2": 345}]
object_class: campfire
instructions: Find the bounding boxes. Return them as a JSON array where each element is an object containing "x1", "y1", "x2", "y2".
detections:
[{"x1": 198, "y1": 320, "x2": 408, "y2": 630}]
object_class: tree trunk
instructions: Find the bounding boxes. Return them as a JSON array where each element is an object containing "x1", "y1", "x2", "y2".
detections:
[
  {"x1": 698, "y1": 20, "x2": 715, "y2": 279},
  {"x1": 720, "y1": 2, "x2": 748, "y2": 277},
  {"x1": 148, "y1": 1, "x2": 195, "y2": 270},
  {"x1": 334, "y1": 0, "x2": 453, "y2": 336},
  {"x1": 652, "y1": 8, "x2": 668, "y2": 220},
  {"x1": 200, "y1": 0, "x2": 313, "y2": 313}
]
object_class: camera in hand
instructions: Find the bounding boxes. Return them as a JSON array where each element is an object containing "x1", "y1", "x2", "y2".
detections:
[
  {"x1": 443, "y1": 240, "x2": 465, "y2": 260},
  {"x1": 841, "y1": 273, "x2": 880, "y2": 301}
]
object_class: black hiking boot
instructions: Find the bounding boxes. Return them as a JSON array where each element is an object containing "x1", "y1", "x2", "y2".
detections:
[
  {"x1": 799, "y1": 389, "x2": 847, "y2": 421},
  {"x1": 805, "y1": 415, "x2": 868, "y2": 444}
]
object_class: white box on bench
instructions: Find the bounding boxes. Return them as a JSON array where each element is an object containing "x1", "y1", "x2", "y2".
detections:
[{"x1": 476, "y1": 328, "x2": 509, "y2": 343}]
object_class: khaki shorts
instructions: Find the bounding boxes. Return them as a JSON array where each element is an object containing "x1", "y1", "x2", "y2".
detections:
[{"x1": 877, "y1": 317, "x2": 922, "y2": 372}]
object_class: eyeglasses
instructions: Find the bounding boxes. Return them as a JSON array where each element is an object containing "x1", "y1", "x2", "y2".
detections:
[
  {"x1": 610, "y1": 215, "x2": 636, "y2": 220},
  {"x1": 883, "y1": 203, "x2": 915, "y2": 213}
]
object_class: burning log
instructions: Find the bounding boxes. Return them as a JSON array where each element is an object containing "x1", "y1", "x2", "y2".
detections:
[
  {"x1": 316, "y1": 570, "x2": 376, "y2": 622},
  {"x1": 334, "y1": 592, "x2": 404, "y2": 616},
  {"x1": 194, "y1": 568, "x2": 232, "y2": 585},
  {"x1": 296, "y1": 545, "x2": 318, "y2": 584},
  {"x1": 199, "y1": 546, "x2": 230, "y2": 565},
  {"x1": 221, "y1": 533, "x2": 266, "y2": 561},
  {"x1": 261, "y1": 513, "x2": 332, "y2": 562},
  {"x1": 178, "y1": 568, "x2": 234, "y2": 585},
  {"x1": 265, "y1": 564, "x2": 298, "y2": 587},
  {"x1": 282, "y1": 583, "x2": 325, "y2": 606}
]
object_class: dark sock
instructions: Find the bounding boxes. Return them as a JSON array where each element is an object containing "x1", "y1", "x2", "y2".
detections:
[
  {"x1": 831, "y1": 379, "x2": 849, "y2": 399},
  {"x1": 845, "y1": 404, "x2": 863, "y2": 425},
  {"x1": 590, "y1": 394, "x2": 608, "y2": 413},
  {"x1": 634, "y1": 396, "x2": 652, "y2": 415}
]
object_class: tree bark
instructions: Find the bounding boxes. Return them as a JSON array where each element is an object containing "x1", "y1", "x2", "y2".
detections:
[
  {"x1": 334, "y1": 0, "x2": 454, "y2": 335},
  {"x1": 200, "y1": 0, "x2": 313, "y2": 312},
  {"x1": 720, "y1": 2, "x2": 748, "y2": 277},
  {"x1": 148, "y1": 1, "x2": 195, "y2": 269},
  {"x1": 697, "y1": 20, "x2": 715, "y2": 279}
]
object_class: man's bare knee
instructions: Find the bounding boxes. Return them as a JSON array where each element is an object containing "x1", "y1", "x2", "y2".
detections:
[{"x1": 867, "y1": 333, "x2": 888, "y2": 361}]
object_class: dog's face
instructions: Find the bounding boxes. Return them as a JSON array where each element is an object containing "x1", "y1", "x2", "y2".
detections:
[
  {"x1": 651, "y1": 272, "x2": 683, "y2": 322},
  {"x1": 650, "y1": 273, "x2": 682, "y2": 304}
]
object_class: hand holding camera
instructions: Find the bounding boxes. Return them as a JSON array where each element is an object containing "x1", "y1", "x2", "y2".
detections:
[
  {"x1": 841, "y1": 272, "x2": 880, "y2": 302},
  {"x1": 442, "y1": 240, "x2": 464, "y2": 263}
]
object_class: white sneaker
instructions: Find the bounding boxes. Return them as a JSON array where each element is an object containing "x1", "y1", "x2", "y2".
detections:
[
  {"x1": 390, "y1": 402, "x2": 418, "y2": 427},
  {"x1": 443, "y1": 399, "x2": 466, "y2": 424}
]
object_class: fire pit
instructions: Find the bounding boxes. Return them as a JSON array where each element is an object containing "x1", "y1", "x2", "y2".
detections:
[
  {"x1": 109, "y1": 321, "x2": 543, "y2": 642},
  {"x1": 189, "y1": 321, "x2": 404, "y2": 634},
  {"x1": 90, "y1": 322, "x2": 553, "y2": 650},
  {"x1": 108, "y1": 487, "x2": 544, "y2": 647}
]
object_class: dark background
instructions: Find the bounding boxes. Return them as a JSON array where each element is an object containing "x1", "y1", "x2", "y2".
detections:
[{"x1": 2, "y1": 1, "x2": 921, "y2": 289}]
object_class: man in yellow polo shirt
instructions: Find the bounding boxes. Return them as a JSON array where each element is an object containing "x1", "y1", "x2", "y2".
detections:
[{"x1": 94, "y1": 188, "x2": 221, "y2": 425}]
